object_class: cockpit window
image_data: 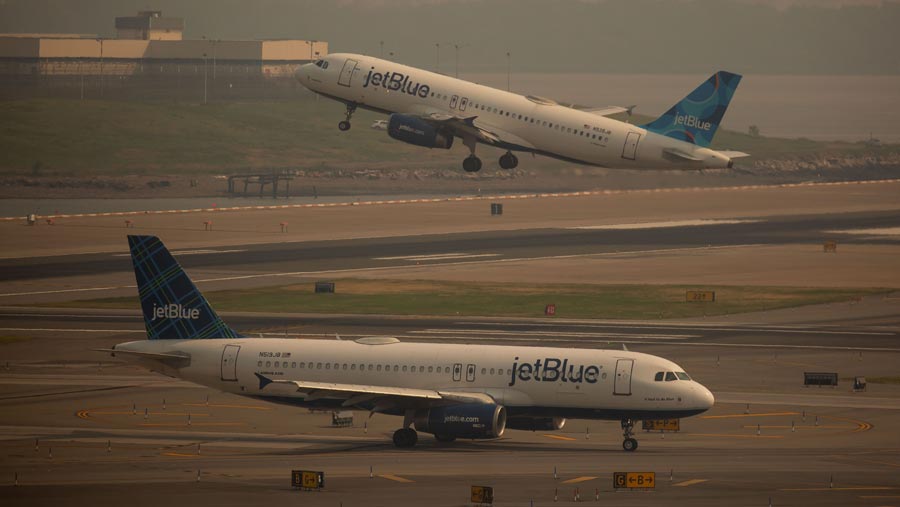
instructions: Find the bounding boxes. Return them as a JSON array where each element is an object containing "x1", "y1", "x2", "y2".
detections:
[
  {"x1": 665, "y1": 371, "x2": 677, "y2": 381},
  {"x1": 676, "y1": 372, "x2": 691, "y2": 381},
  {"x1": 314, "y1": 60, "x2": 329, "y2": 69},
  {"x1": 654, "y1": 372, "x2": 664, "y2": 382}
]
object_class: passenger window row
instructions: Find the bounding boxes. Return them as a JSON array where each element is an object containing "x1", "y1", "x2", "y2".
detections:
[
  {"x1": 259, "y1": 360, "x2": 511, "y2": 376},
  {"x1": 426, "y1": 91, "x2": 609, "y2": 143}
]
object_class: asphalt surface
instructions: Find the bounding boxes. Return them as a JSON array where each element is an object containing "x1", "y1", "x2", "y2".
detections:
[{"x1": 2, "y1": 209, "x2": 899, "y2": 282}]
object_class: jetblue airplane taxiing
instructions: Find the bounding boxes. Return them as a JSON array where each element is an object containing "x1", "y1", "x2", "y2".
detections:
[
  {"x1": 104, "y1": 236, "x2": 714, "y2": 451},
  {"x1": 298, "y1": 53, "x2": 747, "y2": 172}
]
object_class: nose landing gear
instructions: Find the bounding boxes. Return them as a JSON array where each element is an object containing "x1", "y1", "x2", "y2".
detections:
[
  {"x1": 338, "y1": 103, "x2": 357, "y2": 131},
  {"x1": 621, "y1": 418, "x2": 638, "y2": 452}
]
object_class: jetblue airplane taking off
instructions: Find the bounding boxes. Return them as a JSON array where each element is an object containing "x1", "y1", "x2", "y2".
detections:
[
  {"x1": 103, "y1": 236, "x2": 714, "y2": 451},
  {"x1": 298, "y1": 53, "x2": 747, "y2": 172}
]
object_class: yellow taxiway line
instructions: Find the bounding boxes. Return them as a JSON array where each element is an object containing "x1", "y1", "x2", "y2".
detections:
[
  {"x1": 561, "y1": 476, "x2": 597, "y2": 484},
  {"x1": 673, "y1": 479, "x2": 709, "y2": 487},
  {"x1": 378, "y1": 474, "x2": 414, "y2": 483},
  {"x1": 543, "y1": 434, "x2": 577, "y2": 441},
  {"x1": 701, "y1": 412, "x2": 799, "y2": 419}
]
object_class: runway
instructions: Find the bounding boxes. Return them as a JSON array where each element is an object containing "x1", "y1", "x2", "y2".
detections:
[{"x1": 2, "y1": 209, "x2": 899, "y2": 284}]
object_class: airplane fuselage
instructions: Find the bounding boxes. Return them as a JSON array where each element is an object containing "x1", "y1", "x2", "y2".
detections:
[
  {"x1": 298, "y1": 53, "x2": 735, "y2": 170},
  {"x1": 117, "y1": 337, "x2": 713, "y2": 421}
]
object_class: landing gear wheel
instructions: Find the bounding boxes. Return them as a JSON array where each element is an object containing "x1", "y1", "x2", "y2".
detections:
[
  {"x1": 338, "y1": 103, "x2": 357, "y2": 132},
  {"x1": 499, "y1": 152, "x2": 519, "y2": 170},
  {"x1": 462, "y1": 155, "x2": 483, "y2": 173},
  {"x1": 620, "y1": 418, "x2": 637, "y2": 452},
  {"x1": 434, "y1": 434, "x2": 457, "y2": 443},
  {"x1": 392, "y1": 428, "x2": 418, "y2": 448}
]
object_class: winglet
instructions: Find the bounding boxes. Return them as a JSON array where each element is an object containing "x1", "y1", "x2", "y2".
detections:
[{"x1": 255, "y1": 372, "x2": 273, "y2": 390}]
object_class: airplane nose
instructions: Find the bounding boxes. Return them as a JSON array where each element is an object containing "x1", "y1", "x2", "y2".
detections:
[{"x1": 699, "y1": 385, "x2": 715, "y2": 410}]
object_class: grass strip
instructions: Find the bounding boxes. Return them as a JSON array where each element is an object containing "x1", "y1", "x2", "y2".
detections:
[{"x1": 40, "y1": 279, "x2": 889, "y2": 320}]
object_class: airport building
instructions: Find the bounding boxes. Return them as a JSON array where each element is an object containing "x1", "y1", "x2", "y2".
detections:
[{"x1": 0, "y1": 11, "x2": 328, "y2": 99}]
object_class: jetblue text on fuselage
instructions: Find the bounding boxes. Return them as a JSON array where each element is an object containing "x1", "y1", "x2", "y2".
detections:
[
  {"x1": 509, "y1": 357, "x2": 601, "y2": 386},
  {"x1": 362, "y1": 67, "x2": 431, "y2": 99}
]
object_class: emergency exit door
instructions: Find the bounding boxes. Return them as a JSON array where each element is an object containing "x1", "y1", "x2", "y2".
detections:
[
  {"x1": 221, "y1": 344, "x2": 240, "y2": 382},
  {"x1": 614, "y1": 359, "x2": 634, "y2": 395}
]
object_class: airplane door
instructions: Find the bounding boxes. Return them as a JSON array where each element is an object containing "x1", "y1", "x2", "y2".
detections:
[
  {"x1": 621, "y1": 132, "x2": 641, "y2": 160},
  {"x1": 221, "y1": 344, "x2": 240, "y2": 382},
  {"x1": 614, "y1": 359, "x2": 634, "y2": 395},
  {"x1": 338, "y1": 59, "x2": 358, "y2": 87},
  {"x1": 453, "y1": 363, "x2": 462, "y2": 382},
  {"x1": 466, "y1": 364, "x2": 476, "y2": 382}
]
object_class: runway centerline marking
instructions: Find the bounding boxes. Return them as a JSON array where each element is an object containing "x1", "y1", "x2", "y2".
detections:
[
  {"x1": 378, "y1": 474, "x2": 414, "y2": 483},
  {"x1": 562, "y1": 476, "x2": 597, "y2": 484},
  {"x1": 570, "y1": 219, "x2": 761, "y2": 230},
  {"x1": 674, "y1": 479, "x2": 709, "y2": 487},
  {"x1": 374, "y1": 253, "x2": 501, "y2": 261}
]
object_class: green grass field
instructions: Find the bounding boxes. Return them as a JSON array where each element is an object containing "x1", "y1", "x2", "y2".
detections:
[
  {"x1": 47, "y1": 279, "x2": 887, "y2": 320},
  {"x1": 1, "y1": 98, "x2": 893, "y2": 176}
]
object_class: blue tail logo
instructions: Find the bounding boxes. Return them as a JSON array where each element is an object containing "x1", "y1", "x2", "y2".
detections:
[
  {"x1": 128, "y1": 235, "x2": 241, "y2": 340},
  {"x1": 641, "y1": 71, "x2": 742, "y2": 147}
]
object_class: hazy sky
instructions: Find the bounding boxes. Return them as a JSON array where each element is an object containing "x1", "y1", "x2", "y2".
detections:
[{"x1": 1, "y1": 0, "x2": 897, "y2": 74}]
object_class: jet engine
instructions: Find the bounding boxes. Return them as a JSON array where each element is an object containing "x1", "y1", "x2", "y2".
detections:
[
  {"x1": 387, "y1": 114, "x2": 454, "y2": 149},
  {"x1": 505, "y1": 416, "x2": 566, "y2": 431},
  {"x1": 414, "y1": 404, "x2": 506, "y2": 439}
]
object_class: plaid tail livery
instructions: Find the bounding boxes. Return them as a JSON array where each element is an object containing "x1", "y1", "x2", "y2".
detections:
[{"x1": 127, "y1": 235, "x2": 242, "y2": 340}]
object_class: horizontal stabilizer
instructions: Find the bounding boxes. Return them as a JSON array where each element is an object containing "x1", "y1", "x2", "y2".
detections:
[
  {"x1": 94, "y1": 348, "x2": 191, "y2": 368},
  {"x1": 719, "y1": 150, "x2": 750, "y2": 159},
  {"x1": 662, "y1": 148, "x2": 704, "y2": 162}
]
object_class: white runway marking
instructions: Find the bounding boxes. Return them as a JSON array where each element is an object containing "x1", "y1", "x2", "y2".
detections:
[
  {"x1": 0, "y1": 327, "x2": 143, "y2": 333},
  {"x1": 0, "y1": 244, "x2": 763, "y2": 298},
  {"x1": 410, "y1": 329, "x2": 696, "y2": 340},
  {"x1": 570, "y1": 219, "x2": 760, "y2": 230},
  {"x1": 826, "y1": 227, "x2": 900, "y2": 236},
  {"x1": 111, "y1": 249, "x2": 247, "y2": 257},
  {"x1": 374, "y1": 253, "x2": 501, "y2": 261},
  {"x1": 454, "y1": 321, "x2": 895, "y2": 336}
]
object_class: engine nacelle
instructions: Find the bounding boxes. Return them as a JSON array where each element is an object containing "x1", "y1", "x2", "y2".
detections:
[
  {"x1": 414, "y1": 404, "x2": 506, "y2": 439},
  {"x1": 387, "y1": 114, "x2": 454, "y2": 149},
  {"x1": 505, "y1": 416, "x2": 566, "y2": 432}
]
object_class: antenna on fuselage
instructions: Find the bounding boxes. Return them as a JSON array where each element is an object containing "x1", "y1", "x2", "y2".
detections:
[
  {"x1": 335, "y1": 333, "x2": 342, "y2": 341},
  {"x1": 622, "y1": 343, "x2": 629, "y2": 352}
]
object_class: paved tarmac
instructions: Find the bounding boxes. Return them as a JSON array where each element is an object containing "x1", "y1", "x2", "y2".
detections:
[{"x1": 1, "y1": 182, "x2": 899, "y2": 506}]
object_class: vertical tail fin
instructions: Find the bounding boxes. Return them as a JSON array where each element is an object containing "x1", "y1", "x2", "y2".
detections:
[
  {"x1": 128, "y1": 235, "x2": 241, "y2": 340},
  {"x1": 641, "y1": 71, "x2": 742, "y2": 147}
]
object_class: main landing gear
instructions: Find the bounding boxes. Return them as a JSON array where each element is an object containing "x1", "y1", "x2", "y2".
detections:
[
  {"x1": 392, "y1": 427, "x2": 418, "y2": 448},
  {"x1": 461, "y1": 135, "x2": 482, "y2": 173},
  {"x1": 499, "y1": 151, "x2": 519, "y2": 170},
  {"x1": 461, "y1": 151, "x2": 518, "y2": 173},
  {"x1": 393, "y1": 409, "x2": 418, "y2": 448},
  {"x1": 338, "y1": 103, "x2": 357, "y2": 131},
  {"x1": 621, "y1": 418, "x2": 638, "y2": 452}
]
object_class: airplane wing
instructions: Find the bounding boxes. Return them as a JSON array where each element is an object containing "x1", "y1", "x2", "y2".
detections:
[
  {"x1": 420, "y1": 112, "x2": 537, "y2": 150},
  {"x1": 578, "y1": 105, "x2": 636, "y2": 117},
  {"x1": 255, "y1": 373, "x2": 496, "y2": 407}
]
